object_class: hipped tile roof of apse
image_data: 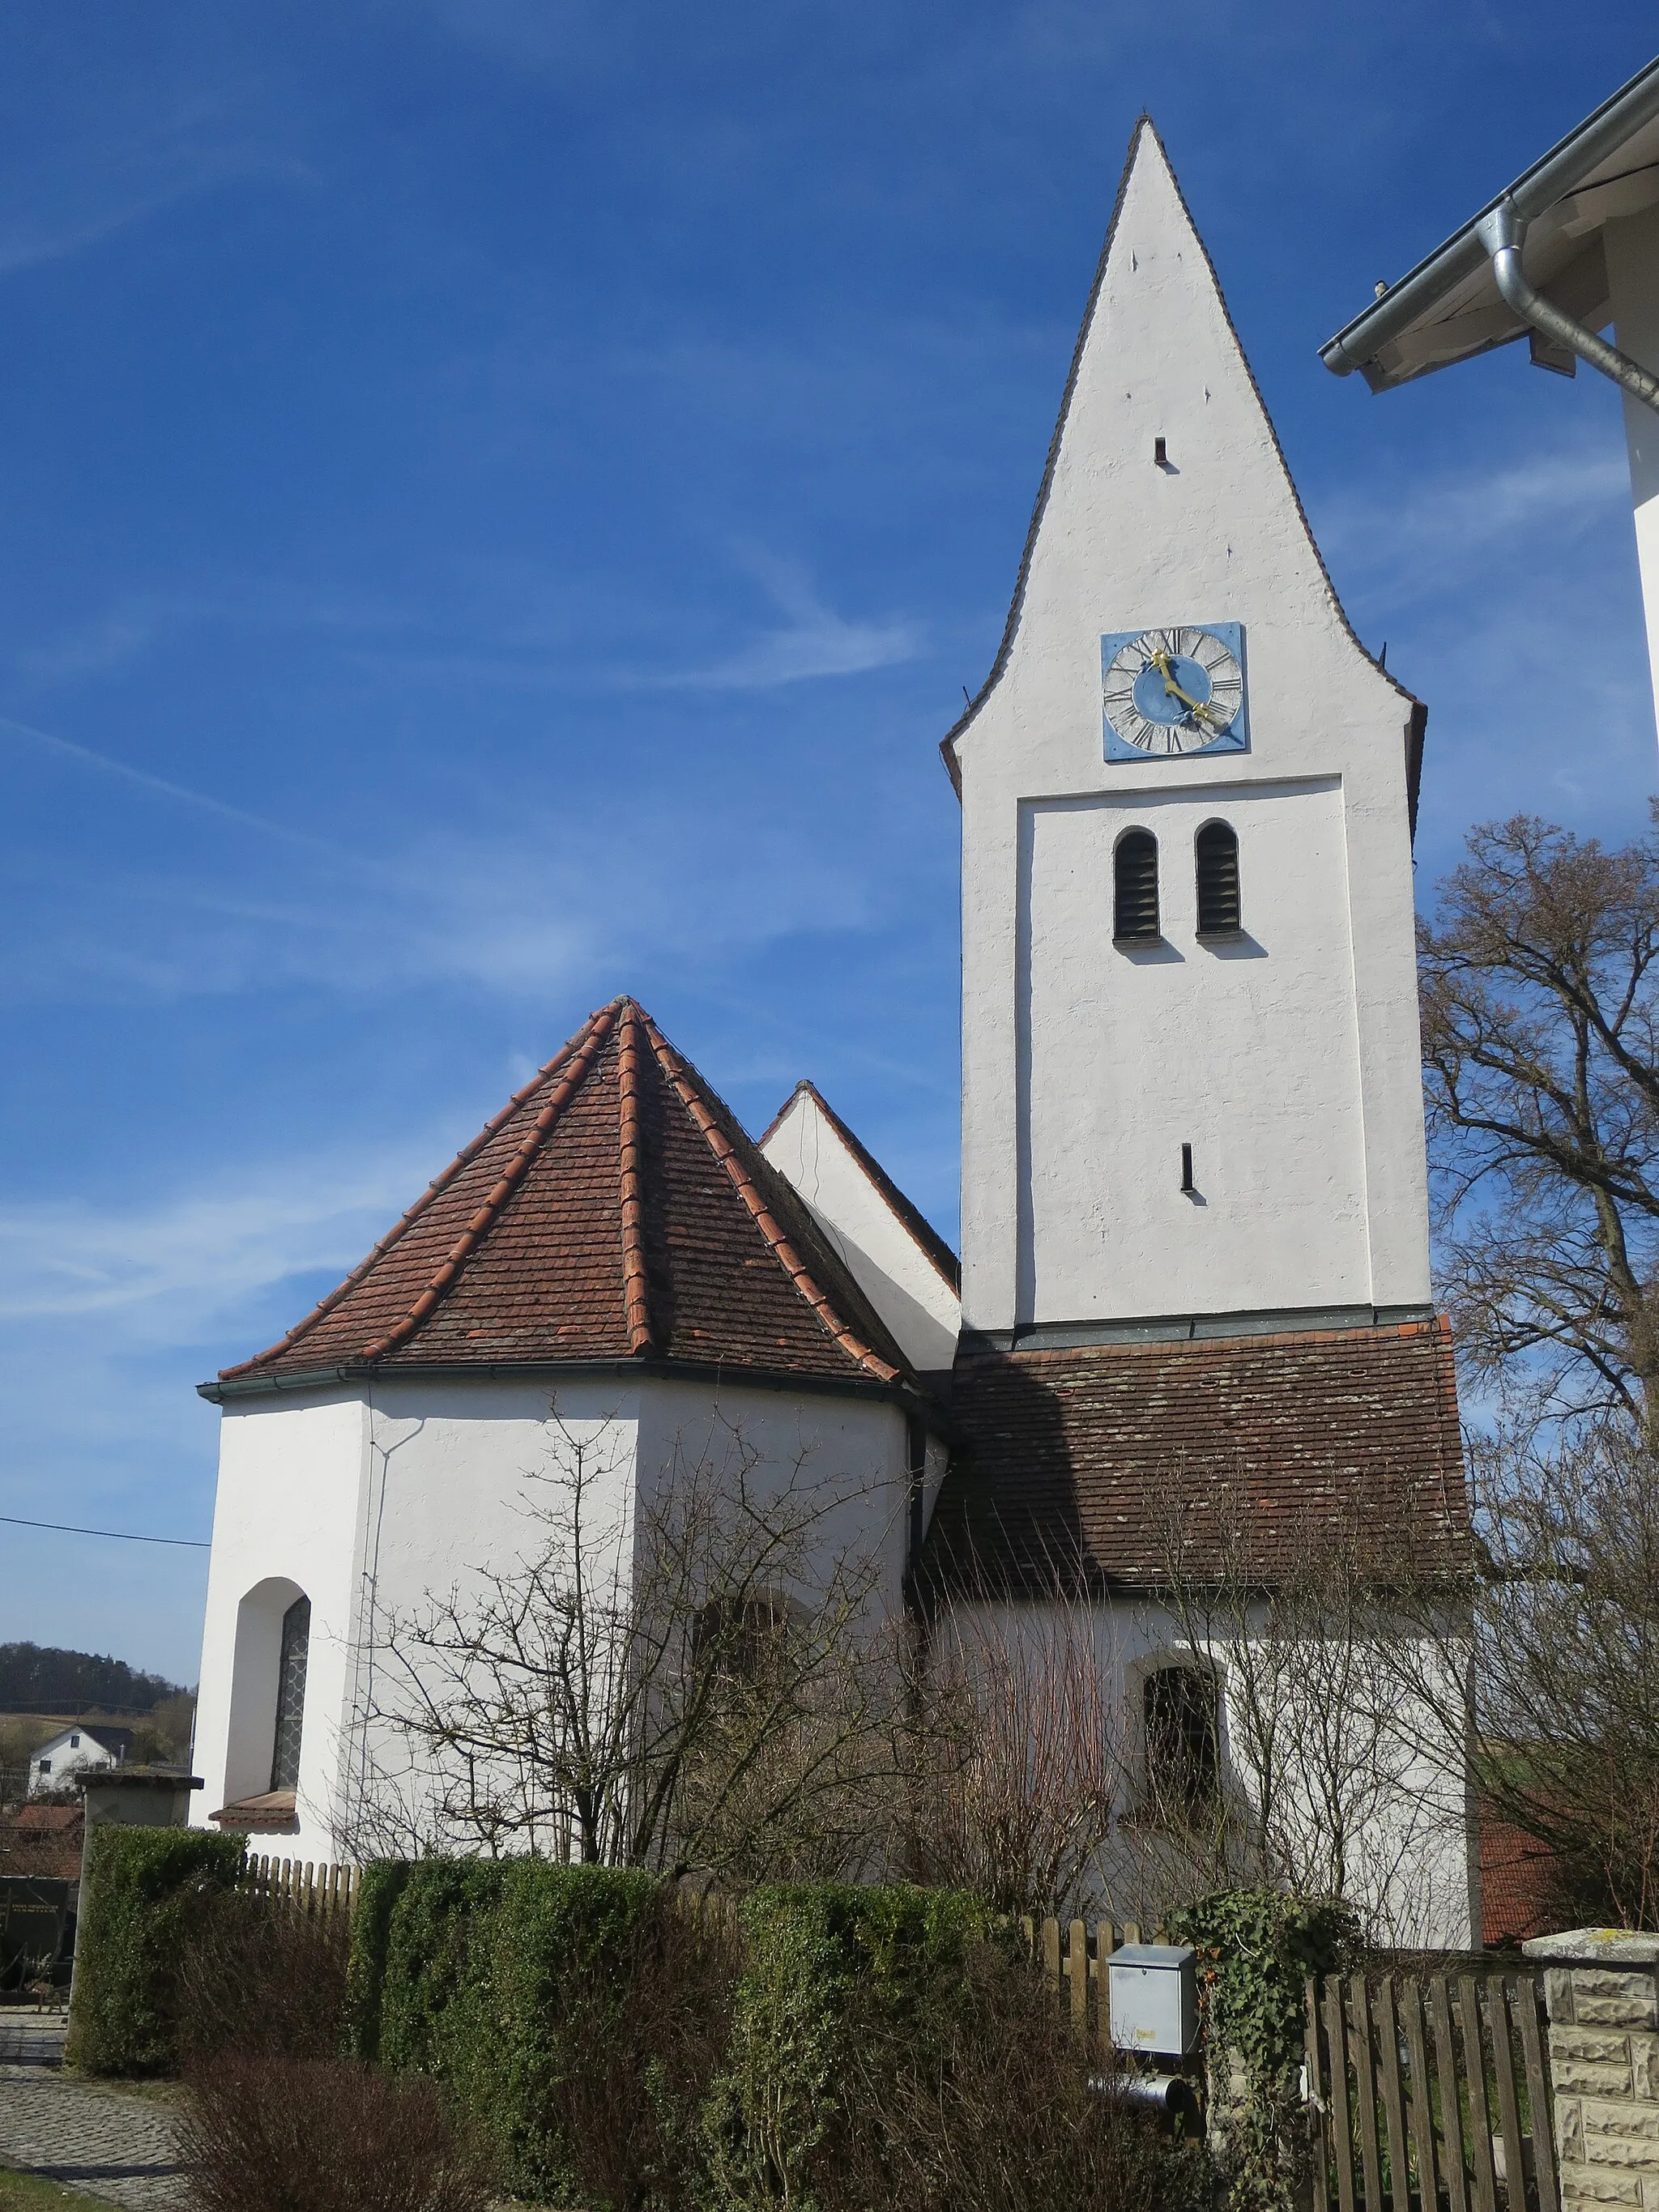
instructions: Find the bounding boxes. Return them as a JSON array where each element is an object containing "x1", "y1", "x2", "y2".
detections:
[
  {"x1": 921, "y1": 1320, "x2": 1469, "y2": 1596},
  {"x1": 219, "y1": 999, "x2": 917, "y2": 1389}
]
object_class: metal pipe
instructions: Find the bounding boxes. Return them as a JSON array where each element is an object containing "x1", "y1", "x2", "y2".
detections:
[
  {"x1": 1478, "y1": 201, "x2": 1659, "y2": 415},
  {"x1": 1320, "y1": 55, "x2": 1659, "y2": 380}
]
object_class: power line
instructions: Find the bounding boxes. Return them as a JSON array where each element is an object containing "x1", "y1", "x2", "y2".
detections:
[{"x1": 0, "y1": 1513, "x2": 209, "y2": 1549}]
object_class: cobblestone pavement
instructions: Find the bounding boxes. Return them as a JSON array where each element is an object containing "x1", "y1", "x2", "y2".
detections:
[{"x1": 0, "y1": 2010, "x2": 184, "y2": 2210}]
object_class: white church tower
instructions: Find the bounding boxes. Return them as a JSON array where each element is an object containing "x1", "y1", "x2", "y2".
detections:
[{"x1": 947, "y1": 120, "x2": 1433, "y2": 1344}]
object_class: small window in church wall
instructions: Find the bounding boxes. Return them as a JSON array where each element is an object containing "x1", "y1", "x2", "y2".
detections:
[
  {"x1": 269, "y1": 1594, "x2": 310, "y2": 1794},
  {"x1": 1143, "y1": 1664, "x2": 1219, "y2": 1819},
  {"x1": 1195, "y1": 820, "x2": 1241, "y2": 936},
  {"x1": 1114, "y1": 829, "x2": 1160, "y2": 943}
]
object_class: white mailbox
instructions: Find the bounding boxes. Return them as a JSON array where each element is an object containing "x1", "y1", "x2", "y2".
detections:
[{"x1": 1107, "y1": 1942, "x2": 1199, "y2": 2057}]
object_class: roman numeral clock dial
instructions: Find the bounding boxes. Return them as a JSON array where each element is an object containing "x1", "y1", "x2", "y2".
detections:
[{"x1": 1100, "y1": 623, "x2": 1249, "y2": 761}]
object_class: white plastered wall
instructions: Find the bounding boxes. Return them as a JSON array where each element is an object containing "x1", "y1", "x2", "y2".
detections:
[
  {"x1": 761, "y1": 1089, "x2": 960, "y2": 1372},
  {"x1": 630, "y1": 1377, "x2": 913, "y2": 1616},
  {"x1": 194, "y1": 1370, "x2": 915, "y2": 1863},
  {"x1": 954, "y1": 126, "x2": 1430, "y2": 1332},
  {"x1": 192, "y1": 1387, "x2": 370, "y2": 1862},
  {"x1": 194, "y1": 1378, "x2": 641, "y2": 1862},
  {"x1": 945, "y1": 1596, "x2": 1472, "y2": 1947},
  {"x1": 1606, "y1": 202, "x2": 1659, "y2": 740}
]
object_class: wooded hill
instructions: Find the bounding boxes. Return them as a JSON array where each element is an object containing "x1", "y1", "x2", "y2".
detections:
[{"x1": 0, "y1": 1643, "x2": 186, "y2": 1715}]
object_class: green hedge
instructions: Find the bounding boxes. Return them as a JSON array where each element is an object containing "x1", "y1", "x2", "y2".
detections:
[
  {"x1": 346, "y1": 1863, "x2": 1000, "y2": 2210},
  {"x1": 66, "y1": 1826, "x2": 245, "y2": 2076},
  {"x1": 349, "y1": 1857, "x2": 665, "y2": 2203},
  {"x1": 702, "y1": 1882, "x2": 1002, "y2": 2211}
]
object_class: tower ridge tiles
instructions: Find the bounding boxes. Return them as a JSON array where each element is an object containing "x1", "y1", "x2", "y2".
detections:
[
  {"x1": 940, "y1": 113, "x2": 1420, "y2": 800},
  {"x1": 212, "y1": 998, "x2": 912, "y2": 1394}
]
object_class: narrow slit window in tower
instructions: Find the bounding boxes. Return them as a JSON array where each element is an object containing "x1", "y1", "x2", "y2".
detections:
[
  {"x1": 269, "y1": 1594, "x2": 310, "y2": 1794},
  {"x1": 1195, "y1": 820, "x2": 1241, "y2": 936},
  {"x1": 1114, "y1": 829, "x2": 1160, "y2": 943}
]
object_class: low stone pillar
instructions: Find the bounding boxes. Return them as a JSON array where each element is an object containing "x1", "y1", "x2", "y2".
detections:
[{"x1": 1525, "y1": 1929, "x2": 1659, "y2": 2207}]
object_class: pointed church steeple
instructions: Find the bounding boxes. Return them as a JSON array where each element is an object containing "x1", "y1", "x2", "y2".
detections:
[{"x1": 952, "y1": 120, "x2": 1432, "y2": 1344}]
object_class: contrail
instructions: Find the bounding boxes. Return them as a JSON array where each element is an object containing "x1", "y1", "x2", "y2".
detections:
[{"x1": 0, "y1": 711, "x2": 353, "y2": 862}]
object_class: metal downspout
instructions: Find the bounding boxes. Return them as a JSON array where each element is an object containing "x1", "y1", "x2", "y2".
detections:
[{"x1": 1478, "y1": 200, "x2": 1659, "y2": 415}]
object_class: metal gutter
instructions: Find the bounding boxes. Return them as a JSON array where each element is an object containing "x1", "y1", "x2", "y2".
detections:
[
  {"x1": 1320, "y1": 54, "x2": 1659, "y2": 381},
  {"x1": 1480, "y1": 199, "x2": 1659, "y2": 412}
]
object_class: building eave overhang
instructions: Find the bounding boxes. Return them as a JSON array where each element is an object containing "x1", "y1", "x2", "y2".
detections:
[
  {"x1": 1321, "y1": 54, "x2": 1659, "y2": 391},
  {"x1": 198, "y1": 1354, "x2": 957, "y2": 1434}
]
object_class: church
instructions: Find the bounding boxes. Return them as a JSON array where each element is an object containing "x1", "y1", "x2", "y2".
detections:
[{"x1": 189, "y1": 122, "x2": 1473, "y2": 1941}]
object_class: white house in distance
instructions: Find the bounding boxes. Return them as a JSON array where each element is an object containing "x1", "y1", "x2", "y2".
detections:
[
  {"x1": 192, "y1": 120, "x2": 1473, "y2": 1939},
  {"x1": 1321, "y1": 53, "x2": 1659, "y2": 741},
  {"x1": 28, "y1": 1724, "x2": 133, "y2": 1796}
]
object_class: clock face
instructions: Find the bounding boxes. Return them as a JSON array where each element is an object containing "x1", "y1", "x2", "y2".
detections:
[{"x1": 1101, "y1": 623, "x2": 1248, "y2": 760}]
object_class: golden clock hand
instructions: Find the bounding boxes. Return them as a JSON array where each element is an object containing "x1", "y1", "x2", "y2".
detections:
[
  {"x1": 1161, "y1": 667, "x2": 1219, "y2": 721},
  {"x1": 1145, "y1": 646, "x2": 1224, "y2": 728}
]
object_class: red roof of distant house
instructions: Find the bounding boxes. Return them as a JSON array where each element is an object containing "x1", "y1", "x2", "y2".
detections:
[
  {"x1": 4, "y1": 1802, "x2": 83, "y2": 1879},
  {"x1": 213, "y1": 999, "x2": 917, "y2": 1395},
  {"x1": 1480, "y1": 1813, "x2": 1564, "y2": 1948},
  {"x1": 922, "y1": 1319, "x2": 1468, "y2": 1593},
  {"x1": 15, "y1": 1805, "x2": 80, "y2": 1834}
]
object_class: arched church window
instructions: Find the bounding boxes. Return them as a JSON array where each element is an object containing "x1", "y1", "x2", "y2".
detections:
[
  {"x1": 1114, "y1": 829, "x2": 1160, "y2": 943},
  {"x1": 693, "y1": 1593, "x2": 792, "y2": 1687},
  {"x1": 269, "y1": 1594, "x2": 310, "y2": 1793},
  {"x1": 1143, "y1": 1663, "x2": 1219, "y2": 1818},
  {"x1": 1195, "y1": 820, "x2": 1241, "y2": 936}
]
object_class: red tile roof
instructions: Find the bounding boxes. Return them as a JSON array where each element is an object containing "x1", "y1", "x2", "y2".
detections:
[
  {"x1": 921, "y1": 1319, "x2": 1468, "y2": 1595},
  {"x1": 218, "y1": 999, "x2": 915, "y2": 1392}
]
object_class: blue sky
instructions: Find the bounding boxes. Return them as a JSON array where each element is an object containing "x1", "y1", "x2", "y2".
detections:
[{"x1": 2, "y1": 2, "x2": 1656, "y2": 1685}]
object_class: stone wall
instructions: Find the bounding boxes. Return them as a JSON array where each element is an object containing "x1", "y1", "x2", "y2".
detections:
[{"x1": 1525, "y1": 1930, "x2": 1659, "y2": 2206}]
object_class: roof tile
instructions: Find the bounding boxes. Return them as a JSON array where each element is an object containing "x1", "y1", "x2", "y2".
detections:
[
  {"x1": 220, "y1": 999, "x2": 915, "y2": 1391},
  {"x1": 922, "y1": 1320, "x2": 1468, "y2": 1594}
]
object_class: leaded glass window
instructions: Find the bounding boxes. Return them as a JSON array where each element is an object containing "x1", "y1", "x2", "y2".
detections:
[{"x1": 269, "y1": 1595, "x2": 310, "y2": 1793}]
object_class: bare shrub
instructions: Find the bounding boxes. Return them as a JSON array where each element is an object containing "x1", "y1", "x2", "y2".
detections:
[
  {"x1": 176, "y1": 1890, "x2": 351, "y2": 2067},
  {"x1": 898, "y1": 1596, "x2": 1127, "y2": 1917},
  {"x1": 177, "y1": 2056, "x2": 489, "y2": 2212},
  {"x1": 825, "y1": 1940, "x2": 1213, "y2": 2212}
]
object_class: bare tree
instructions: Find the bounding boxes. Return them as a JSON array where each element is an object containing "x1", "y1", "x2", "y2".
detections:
[
  {"x1": 341, "y1": 1403, "x2": 902, "y2": 1877},
  {"x1": 1144, "y1": 1464, "x2": 1461, "y2": 1946},
  {"x1": 1388, "y1": 1417, "x2": 1659, "y2": 1933},
  {"x1": 1418, "y1": 810, "x2": 1659, "y2": 1429}
]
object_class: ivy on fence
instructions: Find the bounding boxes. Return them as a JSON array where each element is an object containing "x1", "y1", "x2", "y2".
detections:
[{"x1": 1166, "y1": 1888, "x2": 1361, "y2": 2212}]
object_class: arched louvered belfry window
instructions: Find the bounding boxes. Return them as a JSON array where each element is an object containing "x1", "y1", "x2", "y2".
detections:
[
  {"x1": 269, "y1": 1594, "x2": 310, "y2": 1794},
  {"x1": 1195, "y1": 820, "x2": 1241, "y2": 936},
  {"x1": 1113, "y1": 829, "x2": 1160, "y2": 943}
]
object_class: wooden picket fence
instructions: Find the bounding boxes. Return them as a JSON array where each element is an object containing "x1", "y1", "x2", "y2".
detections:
[
  {"x1": 1026, "y1": 1915, "x2": 1155, "y2": 2057},
  {"x1": 243, "y1": 1854, "x2": 360, "y2": 1920},
  {"x1": 1306, "y1": 1971, "x2": 1556, "y2": 2212}
]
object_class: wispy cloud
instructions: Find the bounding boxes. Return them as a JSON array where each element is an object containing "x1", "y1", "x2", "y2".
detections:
[
  {"x1": 0, "y1": 92, "x2": 299, "y2": 280},
  {"x1": 642, "y1": 552, "x2": 923, "y2": 691},
  {"x1": 0, "y1": 702, "x2": 890, "y2": 1010},
  {"x1": 11, "y1": 577, "x2": 424, "y2": 685},
  {"x1": 1316, "y1": 437, "x2": 1631, "y2": 618},
  {"x1": 0, "y1": 1149, "x2": 438, "y2": 1339}
]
